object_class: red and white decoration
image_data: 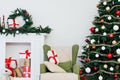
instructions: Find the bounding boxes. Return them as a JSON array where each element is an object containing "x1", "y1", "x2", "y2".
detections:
[
  {"x1": 47, "y1": 50, "x2": 59, "y2": 64},
  {"x1": 19, "y1": 50, "x2": 31, "y2": 59},
  {"x1": 8, "y1": 19, "x2": 19, "y2": 28},
  {"x1": 5, "y1": 57, "x2": 17, "y2": 77},
  {"x1": 21, "y1": 66, "x2": 31, "y2": 78}
]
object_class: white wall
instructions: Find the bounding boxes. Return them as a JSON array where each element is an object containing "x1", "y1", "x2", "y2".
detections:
[{"x1": 0, "y1": 0, "x2": 99, "y2": 59}]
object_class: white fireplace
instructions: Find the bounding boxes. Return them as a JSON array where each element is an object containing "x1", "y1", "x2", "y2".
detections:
[{"x1": 0, "y1": 33, "x2": 45, "y2": 80}]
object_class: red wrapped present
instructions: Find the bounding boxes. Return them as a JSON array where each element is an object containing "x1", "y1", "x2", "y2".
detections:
[
  {"x1": 47, "y1": 50, "x2": 59, "y2": 64},
  {"x1": 21, "y1": 66, "x2": 31, "y2": 78},
  {"x1": 19, "y1": 50, "x2": 31, "y2": 59}
]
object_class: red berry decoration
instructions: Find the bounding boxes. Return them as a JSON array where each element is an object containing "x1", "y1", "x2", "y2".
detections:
[
  {"x1": 109, "y1": 33, "x2": 114, "y2": 38},
  {"x1": 100, "y1": 19, "x2": 105, "y2": 23},
  {"x1": 107, "y1": 53, "x2": 113, "y2": 59},
  {"x1": 90, "y1": 27, "x2": 95, "y2": 33},
  {"x1": 94, "y1": 66, "x2": 98, "y2": 71},
  {"x1": 79, "y1": 70, "x2": 83, "y2": 75},
  {"x1": 116, "y1": 10, "x2": 120, "y2": 16},
  {"x1": 85, "y1": 39, "x2": 89, "y2": 43},
  {"x1": 114, "y1": 74, "x2": 118, "y2": 78},
  {"x1": 25, "y1": 11, "x2": 29, "y2": 16},
  {"x1": 85, "y1": 58, "x2": 90, "y2": 62}
]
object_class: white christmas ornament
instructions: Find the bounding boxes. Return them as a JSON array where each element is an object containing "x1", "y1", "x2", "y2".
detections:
[
  {"x1": 86, "y1": 44, "x2": 89, "y2": 48},
  {"x1": 81, "y1": 49, "x2": 84, "y2": 53},
  {"x1": 98, "y1": 75, "x2": 103, "y2": 80},
  {"x1": 116, "y1": 48, "x2": 120, "y2": 55},
  {"x1": 103, "y1": 32, "x2": 107, "y2": 36},
  {"x1": 112, "y1": 40, "x2": 117, "y2": 45},
  {"x1": 108, "y1": 16, "x2": 112, "y2": 20},
  {"x1": 2, "y1": 29, "x2": 5, "y2": 32},
  {"x1": 95, "y1": 54, "x2": 99, "y2": 58},
  {"x1": 95, "y1": 28, "x2": 99, "y2": 32},
  {"x1": 16, "y1": 11, "x2": 19, "y2": 14},
  {"x1": 85, "y1": 67, "x2": 91, "y2": 73},
  {"x1": 26, "y1": 19, "x2": 29, "y2": 22},
  {"x1": 101, "y1": 46, "x2": 106, "y2": 50},
  {"x1": 110, "y1": 67, "x2": 114, "y2": 71},
  {"x1": 104, "y1": 64, "x2": 108, "y2": 69},
  {"x1": 16, "y1": 30, "x2": 19, "y2": 34},
  {"x1": 106, "y1": 6, "x2": 110, "y2": 11},
  {"x1": 113, "y1": 25, "x2": 119, "y2": 31},
  {"x1": 90, "y1": 39, "x2": 95, "y2": 44},
  {"x1": 117, "y1": 58, "x2": 120, "y2": 63},
  {"x1": 101, "y1": 25, "x2": 105, "y2": 29},
  {"x1": 118, "y1": 0, "x2": 120, "y2": 2},
  {"x1": 103, "y1": 1, "x2": 107, "y2": 5}
]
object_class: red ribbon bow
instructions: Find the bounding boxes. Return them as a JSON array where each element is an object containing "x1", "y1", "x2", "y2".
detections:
[
  {"x1": 25, "y1": 50, "x2": 31, "y2": 59},
  {"x1": 5, "y1": 57, "x2": 12, "y2": 68},
  {"x1": 48, "y1": 50, "x2": 58, "y2": 64}
]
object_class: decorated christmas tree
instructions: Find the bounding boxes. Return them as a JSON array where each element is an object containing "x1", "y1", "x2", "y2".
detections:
[{"x1": 80, "y1": 0, "x2": 120, "y2": 80}]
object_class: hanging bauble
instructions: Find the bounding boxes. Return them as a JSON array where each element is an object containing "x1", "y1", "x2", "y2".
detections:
[
  {"x1": 116, "y1": 48, "x2": 120, "y2": 55},
  {"x1": 117, "y1": 58, "x2": 120, "y2": 63},
  {"x1": 2, "y1": 29, "x2": 5, "y2": 33},
  {"x1": 86, "y1": 44, "x2": 90, "y2": 48},
  {"x1": 79, "y1": 70, "x2": 83, "y2": 75},
  {"x1": 109, "y1": 33, "x2": 114, "y2": 38},
  {"x1": 92, "y1": 45, "x2": 96, "y2": 49},
  {"x1": 115, "y1": 10, "x2": 120, "y2": 16},
  {"x1": 98, "y1": 75, "x2": 103, "y2": 80},
  {"x1": 110, "y1": 67, "x2": 114, "y2": 71},
  {"x1": 85, "y1": 38, "x2": 89, "y2": 43},
  {"x1": 95, "y1": 28, "x2": 99, "y2": 32},
  {"x1": 114, "y1": 74, "x2": 118, "y2": 78},
  {"x1": 104, "y1": 64, "x2": 108, "y2": 69},
  {"x1": 118, "y1": 0, "x2": 120, "y2": 2},
  {"x1": 113, "y1": 25, "x2": 119, "y2": 31},
  {"x1": 107, "y1": 53, "x2": 113, "y2": 59},
  {"x1": 81, "y1": 49, "x2": 84, "y2": 53},
  {"x1": 103, "y1": 1, "x2": 107, "y2": 5},
  {"x1": 101, "y1": 25, "x2": 105, "y2": 29},
  {"x1": 16, "y1": 30, "x2": 19, "y2": 34},
  {"x1": 85, "y1": 67, "x2": 91, "y2": 73},
  {"x1": 101, "y1": 46, "x2": 106, "y2": 50},
  {"x1": 107, "y1": 16, "x2": 112, "y2": 20},
  {"x1": 100, "y1": 19, "x2": 105, "y2": 23},
  {"x1": 106, "y1": 6, "x2": 110, "y2": 11},
  {"x1": 112, "y1": 40, "x2": 117, "y2": 45},
  {"x1": 94, "y1": 66, "x2": 98, "y2": 71},
  {"x1": 95, "y1": 54, "x2": 99, "y2": 58},
  {"x1": 103, "y1": 32, "x2": 107, "y2": 36},
  {"x1": 85, "y1": 58, "x2": 90, "y2": 62},
  {"x1": 90, "y1": 39, "x2": 95, "y2": 44},
  {"x1": 90, "y1": 27, "x2": 95, "y2": 33},
  {"x1": 16, "y1": 10, "x2": 19, "y2": 14}
]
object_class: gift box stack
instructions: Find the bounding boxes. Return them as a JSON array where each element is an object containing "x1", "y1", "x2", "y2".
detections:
[{"x1": 19, "y1": 50, "x2": 31, "y2": 78}]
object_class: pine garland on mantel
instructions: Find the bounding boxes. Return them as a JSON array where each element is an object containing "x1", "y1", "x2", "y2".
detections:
[{"x1": 0, "y1": 8, "x2": 52, "y2": 36}]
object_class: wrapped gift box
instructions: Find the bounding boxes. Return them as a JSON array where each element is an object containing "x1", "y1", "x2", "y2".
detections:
[
  {"x1": 19, "y1": 58, "x2": 30, "y2": 67},
  {"x1": 21, "y1": 66, "x2": 31, "y2": 78}
]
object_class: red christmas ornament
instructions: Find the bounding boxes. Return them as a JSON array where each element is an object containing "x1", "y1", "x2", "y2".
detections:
[
  {"x1": 93, "y1": 66, "x2": 98, "y2": 71},
  {"x1": 107, "y1": 53, "x2": 113, "y2": 59},
  {"x1": 100, "y1": 19, "x2": 105, "y2": 23},
  {"x1": 90, "y1": 27, "x2": 95, "y2": 33},
  {"x1": 25, "y1": 11, "x2": 29, "y2": 16},
  {"x1": 85, "y1": 39, "x2": 89, "y2": 43},
  {"x1": 92, "y1": 45, "x2": 96, "y2": 49},
  {"x1": 85, "y1": 58, "x2": 90, "y2": 62},
  {"x1": 116, "y1": 10, "x2": 120, "y2": 16},
  {"x1": 79, "y1": 70, "x2": 83, "y2": 75},
  {"x1": 109, "y1": 33, "x2": 114, "y2": 38},
  {"x1": 114, "y1": 74, "x2": 118, "y2": 78}
]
